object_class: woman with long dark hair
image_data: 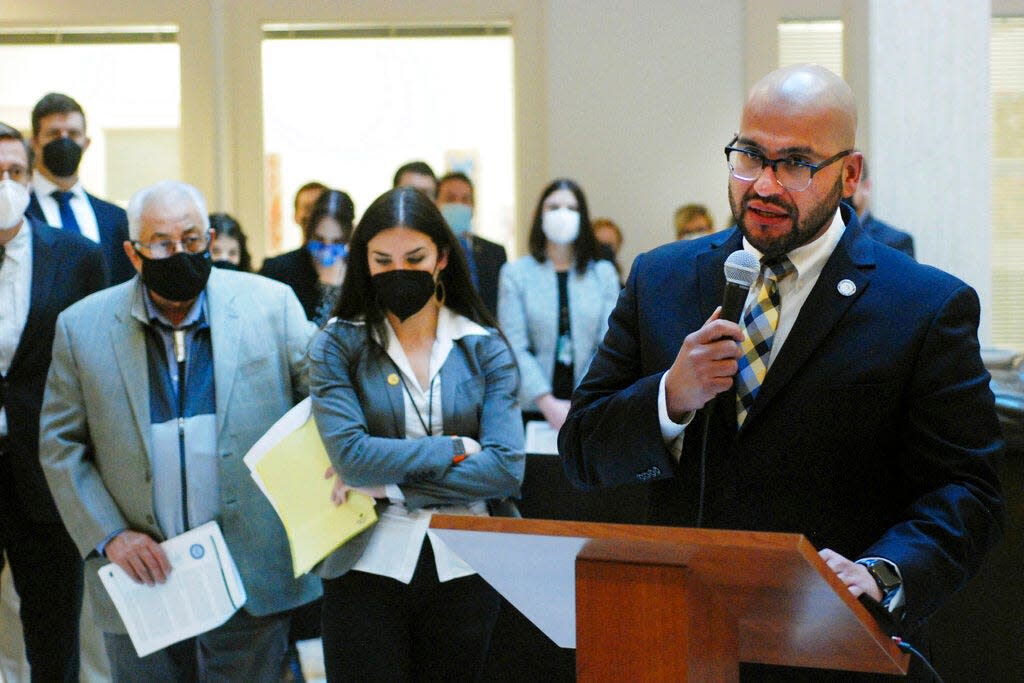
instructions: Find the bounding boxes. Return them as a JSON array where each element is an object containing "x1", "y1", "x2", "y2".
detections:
[
  {"x1": 497, "y1": 178, "x2": 619, "y2": 431},
  {"x1": 308, "y1": 186, "x2": 524, "y2": 682}
]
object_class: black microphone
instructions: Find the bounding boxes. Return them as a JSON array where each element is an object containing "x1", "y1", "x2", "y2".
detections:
[
  {"x1": 693, "y1": 250, "x2": 759, "y2": 529},
  {"x1": 720, "y1": 250, "x2": 760, "y2": 323}
]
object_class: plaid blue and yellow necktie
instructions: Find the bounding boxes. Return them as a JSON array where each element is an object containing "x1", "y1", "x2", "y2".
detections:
[{"x1": 735, "y1": 256, "x2": 796, "y2": 426}]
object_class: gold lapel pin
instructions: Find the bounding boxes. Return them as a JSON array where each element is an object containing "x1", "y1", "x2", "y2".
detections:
[{"x1": 387, "y1": 373, "x2": 400, "y2": 386}]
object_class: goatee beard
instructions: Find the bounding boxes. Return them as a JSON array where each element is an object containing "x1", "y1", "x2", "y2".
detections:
[{"x1": 730, "y1": 173, "x2": 844, "y2": 258}]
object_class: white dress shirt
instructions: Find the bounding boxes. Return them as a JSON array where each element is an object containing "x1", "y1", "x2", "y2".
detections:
[
  {"x1": 351, "y1": 307, "x2": 491, "y2": 584},
  {"x1": 658, "y1": 208, "x2": 847, "y2": 444},
  {"x1": 0, "y1": 223, "x2": 33, "y2": 436},
  {"x1": 31, "y1": 174, "x2": 101, "y2": 244}
]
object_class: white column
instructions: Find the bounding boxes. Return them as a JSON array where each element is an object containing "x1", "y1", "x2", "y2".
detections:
[{"x1": 844, "y1": 0, "x2": 992, "y2": 341}]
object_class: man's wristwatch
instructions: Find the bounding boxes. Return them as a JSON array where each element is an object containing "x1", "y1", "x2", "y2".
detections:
[{"x1": 860, "y1": 559, "x2": 901, "y2": 605}]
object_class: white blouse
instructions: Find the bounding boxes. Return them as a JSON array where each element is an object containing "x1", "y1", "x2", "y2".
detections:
[{"x1": 350, "y1": 307, "x2": 491, "y2": 584}]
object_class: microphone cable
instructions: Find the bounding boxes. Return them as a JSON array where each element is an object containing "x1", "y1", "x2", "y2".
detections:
[
  {"x1": 695, "y1": 398, "x2": 715, "y2": 528},
  {"x1": 892, "y1": 637, "x2": 945, "y2": 683}
]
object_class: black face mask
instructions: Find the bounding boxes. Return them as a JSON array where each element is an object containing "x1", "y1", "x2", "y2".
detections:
[
  {"x1": 138, "y1": 250, "x2": 212, "y2": 302},
  {"x1": 212, "y1": 259, "x2": 240, "y2": 271},
  {"x1": 42, "y1": 137, "x2": 83, "y2": 177},
  {"x1": 372, "y1": 270, "x2": 436, "y2": 322}
]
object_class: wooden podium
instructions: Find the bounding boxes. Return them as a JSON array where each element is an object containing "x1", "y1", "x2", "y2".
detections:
[{"x1": 430, "y1": 516, "x2": 909, "y2": 681}]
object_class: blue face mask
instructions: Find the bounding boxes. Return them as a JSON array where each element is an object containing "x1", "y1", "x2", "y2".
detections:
[
  {"x1": 307, "y1": 241, "x2": 347, "y2": 267},
  {"x1": 439, "y1": 203, "x2": 473, "y2": 236}
]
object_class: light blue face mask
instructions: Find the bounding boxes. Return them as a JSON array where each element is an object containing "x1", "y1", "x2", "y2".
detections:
[
  {"x1": 307, "y1": 241, "x2": 347, "y2": 267},
  {"x1": 439, "y1": 202, "x2": 473, "y2": 236}
]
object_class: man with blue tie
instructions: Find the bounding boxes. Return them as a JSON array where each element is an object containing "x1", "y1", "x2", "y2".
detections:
[
  {"x1": 0, "y1": 121, "x2": 108, "y2": 682},
  {"x1": 26, "y1": 92, "x2": 135, "y2": 284}
]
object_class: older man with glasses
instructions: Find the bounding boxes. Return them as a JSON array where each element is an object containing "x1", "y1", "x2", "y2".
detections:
[
  {"x1": 39, "y1": 180, "x2": 321, "y2": 680},
  {"x1": 561, "y1": 64, "x2": 1003, "y2": 680}
]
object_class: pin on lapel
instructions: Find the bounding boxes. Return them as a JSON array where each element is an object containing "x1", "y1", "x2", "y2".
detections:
[
  {"x1": 837, "y1": 279, "x2": 856, "y2": 297},
  {"x1": 387, "y1": 373, "x2": 400, "y2": 386}
]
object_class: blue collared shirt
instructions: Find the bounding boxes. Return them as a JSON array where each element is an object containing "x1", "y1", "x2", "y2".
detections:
[{"x1": 137, "y1": 285, "x2": 220, "y2": 539}]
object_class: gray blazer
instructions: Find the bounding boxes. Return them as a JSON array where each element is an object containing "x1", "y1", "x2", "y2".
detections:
[
  {"x1": 308, "y1": 317, "x2": 525, "y2": 579},
  {"x1": 497, "y1": 256, "x2": 619, "y2": 409},
  {"x1": 39, "y1": 269, "x2": 321, "y2": 632}
]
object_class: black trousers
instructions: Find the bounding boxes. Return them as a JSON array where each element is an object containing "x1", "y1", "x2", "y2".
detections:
[
  {"x1": 0, "y1": 452, "x2": 83, "y2": 683},
  {"x1": 321, "y1": 539, "x2": 500, "y2": 683}
]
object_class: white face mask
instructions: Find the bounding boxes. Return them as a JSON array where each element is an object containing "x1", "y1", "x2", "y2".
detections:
[
  {"x1": 542, "y1": 207, "x2": 580, "y2": 245},
  {"x1": 0, "y1": 179, "x2": 30, "y2": 230}
]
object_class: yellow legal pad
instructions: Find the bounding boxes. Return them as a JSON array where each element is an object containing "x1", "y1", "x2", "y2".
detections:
[{"x1": 252, "y1": 416, "x2": 377, "y2": 577}]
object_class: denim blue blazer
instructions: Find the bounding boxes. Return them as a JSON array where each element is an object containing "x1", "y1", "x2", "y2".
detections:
[{"x1": 308, "y1": 314, "x2": 525, "y2": 578}]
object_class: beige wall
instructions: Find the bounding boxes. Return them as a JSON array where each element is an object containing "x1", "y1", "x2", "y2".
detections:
[{"x1": 544, "y1": 0, "x2": 745, "y2": 265}]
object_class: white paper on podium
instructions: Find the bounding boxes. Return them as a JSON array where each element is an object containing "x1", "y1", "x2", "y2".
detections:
[
  {"x1": 524, "y1": 420, "x2": 560, "y2": 455},
  {"x1": 430, "y1": 529, "x2": 586, "y2": 648},
  {"x1": 98, "y1": 521, "x2": 246, "y2": 657}
]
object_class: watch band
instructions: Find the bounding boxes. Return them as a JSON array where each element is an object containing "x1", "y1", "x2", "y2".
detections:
[
  {"x1": 860, "y1": 559, "x2": 901, "y2": 604},
  {"x1": 451, "y1": 437, "x2": 467, "y2": 464}
]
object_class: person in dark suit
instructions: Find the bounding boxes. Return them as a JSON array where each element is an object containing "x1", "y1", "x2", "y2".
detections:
[
  {"x1": 560, "y1": 65, "x2": 1003, "y2": 680},
  {"x1": 436, "y1": 171, "x2": 508, "y2": 316},
  {"x1": 850, "y1": 158, "x2": 916, "y2": 259},
  {"x1": 24, "y1": 92, "x2": 134, "y2": 285},
  {"x1": 260, "y1": 189, "x2": 355, "y2": 325},
  {"x1": 0, "y1": 122, "x2": 108, "y2": 682}
]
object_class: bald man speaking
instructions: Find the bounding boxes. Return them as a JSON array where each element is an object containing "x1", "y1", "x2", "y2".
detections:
[{"x1": 560, "y1": 65, "x2": 1003, "y2": 680}]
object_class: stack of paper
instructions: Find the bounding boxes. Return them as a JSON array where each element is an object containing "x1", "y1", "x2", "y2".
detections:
[
  {"x1": 244, "y1": 397, "x2": 377, "y2": 577},
  {"x1": 98, "y1": 521, "x2": 246, "y2": 657},
  {"x1": 525, "y1": 420, "x2": 560, "y2": 455}
]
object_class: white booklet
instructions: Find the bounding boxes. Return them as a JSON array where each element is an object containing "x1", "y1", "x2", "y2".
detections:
[
  {"x1": 97, "y1": 521, "x2": 247, "y2": 657},
  {"x1": 524, "y1": 420, "x2": 560, "y2": 455}
]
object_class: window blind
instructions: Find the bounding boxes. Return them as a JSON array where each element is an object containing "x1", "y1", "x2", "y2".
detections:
[
  {"x1": 777, "y1": 20, "x2": 844, "y2": 78},
  {"x1": 991, "y1": 17, "x2": 1024, "y2": 351}
]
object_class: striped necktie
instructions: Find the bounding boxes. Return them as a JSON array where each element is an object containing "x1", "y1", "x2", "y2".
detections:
[{"x1": 735, "y1": 256, "x2": 796, "y2": 426}]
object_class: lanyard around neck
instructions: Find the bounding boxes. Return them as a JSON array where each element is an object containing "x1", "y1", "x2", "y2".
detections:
[{"x1": 391, "y1": 360, "x2": 438, "y2": 436}]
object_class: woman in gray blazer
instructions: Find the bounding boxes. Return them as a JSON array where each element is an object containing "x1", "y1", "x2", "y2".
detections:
[
  {"x1": 498, "y1": 178, "x2": 620, "y2": 431},
  {"x1": 308, "y1": 187, "x2": 525, "y2": 682}
]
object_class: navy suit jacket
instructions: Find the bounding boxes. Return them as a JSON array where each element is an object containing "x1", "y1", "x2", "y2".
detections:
[
  {"x1": 861, "y1": 212, "x2": 915, "y2": 259},
  {"x1": 260, "y1": 247, "x2": 320, "y2": 321},
  {"x1": 4, "y1": 217, "x2": 107, "y2": 522},
  {"x1": 465, "y1": 234, "x2": 507, "y2": 317},
  {"x1": 26, "y1": 190, "x2": 135, "y2": 285},
  {"x1": 560, "y1": 205, "x2": 1003, "y2": 632}
]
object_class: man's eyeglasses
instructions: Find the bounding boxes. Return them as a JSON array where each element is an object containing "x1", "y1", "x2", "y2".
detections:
[
  {"x1": 133, "y1": 232, "x2": 210, "y2": 259},
  {"x1": 724, "y1": 137, "x2": 852, "y2": 192}
]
